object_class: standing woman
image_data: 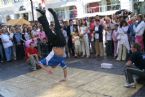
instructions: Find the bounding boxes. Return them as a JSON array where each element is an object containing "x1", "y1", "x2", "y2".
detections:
[
  {"x1": 116, "y1": 20, "x2": 130, "y2": 61},
  {"x1": 13, "y1": 28, "x2": 25, "y2": 60},
  {"x1": 1, "y1": 28, "x2": 13, "y2": 62},
  {"x1": 9, "y1": 27, "x2": 16, "y2": 60},
  {"x1": 37, "y1": 26, "x2": 46, "y2": 41},
  {"x1": 89, "y1": 18, "x2": 96, "y2": 54},
  {"x1": 112, "y1": 24, "x2": 119, "y2": 58},
  {"x1": 133, "y1": 14, "x2": 145, "y2": 51},
  {"x1": 80, "y1": 19, "x2": 90, "y2": 58},
  {"x1": 22, "y1": 27, "x2": 31, "y2": 41}
]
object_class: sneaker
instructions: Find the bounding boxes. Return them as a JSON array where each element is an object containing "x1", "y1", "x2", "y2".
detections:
[
  {"x1": 14, "y1": 58, "x2": 16, "y2": 61},
  {"x1": 0, "y1": 60, "x2": 3, "y2": 63},
  {"x1": 86, "y1": 56, "x2": 90, "y2": 58},
  {"x1": 32, "y1": 68, "x2": 37, "y2": 71},
  {"x1": 116, "y1": 58, "x2": 121, "y2": 61},
  {"x1": 81, "y1": 55, "x2": 85, "y2": 57},
  {"x1": 124, "y1": 83, "x2": 136, "y2": 88}
]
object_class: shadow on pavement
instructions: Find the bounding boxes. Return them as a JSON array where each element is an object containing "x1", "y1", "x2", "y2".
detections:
[
  {"x1": 0, "y1": 60, "x2": 30, "y2": 81},
  {"x1": 132, "y1": 86, "x2": 145, "y2": 97}
]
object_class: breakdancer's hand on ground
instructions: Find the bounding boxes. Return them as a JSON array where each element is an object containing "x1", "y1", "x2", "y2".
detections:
[{"x1": 46, "y1": 68, "x2": 53, "y2": 74}]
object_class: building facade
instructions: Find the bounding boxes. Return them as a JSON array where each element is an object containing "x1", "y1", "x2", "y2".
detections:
[
  {"x1": 0, "y1": 0, "x2": 144, "y2": 23},
  {"x1": 0, "y1": 0, "x2": 41, "y2": 23}
]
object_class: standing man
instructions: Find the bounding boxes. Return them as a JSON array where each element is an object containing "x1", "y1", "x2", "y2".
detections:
[
  {"x1": 94, "y1": 19, "x2": 104, "y2": 57},
  {"x1": 67, "y1": 20, "x2": 77, "y2": 57}
]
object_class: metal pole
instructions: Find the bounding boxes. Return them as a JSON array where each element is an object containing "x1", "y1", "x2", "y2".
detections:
[{"x1": 30, "y1": 0, "x2": 34, "y2": 22}]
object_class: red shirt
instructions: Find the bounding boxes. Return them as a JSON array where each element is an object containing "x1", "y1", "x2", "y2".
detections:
[{"x1": 25, "y1": 47, "x2": 38, "y2": 59}]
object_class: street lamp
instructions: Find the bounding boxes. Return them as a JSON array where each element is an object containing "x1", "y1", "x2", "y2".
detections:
[{"x1": 30, "y1": 0, "x2": 34, "y2": 22}]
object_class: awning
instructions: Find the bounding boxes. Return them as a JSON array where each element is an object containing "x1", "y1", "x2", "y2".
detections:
[
  {"x1": 83, "y1": 0, "x2": 101, "y2": 5},
  {"x1": 46, "y1": 1, "x2": 77, "y2": 8},
  {"x1": 96, "y1": 10, "x2": 118, "y2": 16},
  {"x1": 77, "y1": 10, "x2": 118, "y2": 18},
  {"x1": 14, "y1": 10, "x2": 31, "y2": 14},
  {"x1": 60, "y1": 1, "x2": 77, "y2": 7},
  {"x1": 7, "y1": 18, "x2": 30, "y2": 25}
]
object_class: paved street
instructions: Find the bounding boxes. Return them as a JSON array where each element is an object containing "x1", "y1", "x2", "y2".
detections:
[{"x1": 0, "y1": 58, "x2": 145, "y2": 97}]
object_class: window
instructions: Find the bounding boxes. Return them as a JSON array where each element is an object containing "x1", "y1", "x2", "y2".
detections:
[
  {"x1": 134, "y1": 1, "x2": 145, "y2": 14},
  {"x1": 3, "y1": 0, "x2": 9, "y2": 4},
  {"x1": 14, "y1": 0, "x2": 27, "y2": 3},
  {"x1": 69, "y1": 6, "x2": 77, "y2": 19},
  {"x1": 55, "y1": 6, "x2": 77, "y2": 20},
  {"x1": 110, "y1": 0, "x2": 120, "y2": 10},
  {"x1": 55, "y1": 8, "x2": 65, "y2": 20},
  {"x1": 87, "y1": 2, "x2": 100, "y2": 13}
]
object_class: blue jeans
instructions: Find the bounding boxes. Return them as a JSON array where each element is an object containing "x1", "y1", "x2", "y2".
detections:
[{"x1": 4, "y1": 46, "x2": 12, "y2": 61}]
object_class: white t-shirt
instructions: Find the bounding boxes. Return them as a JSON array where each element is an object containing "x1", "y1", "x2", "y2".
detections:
[
  {"x1": 80, "y1": 26, "x2": 88, "y2": 37},
  {"x1": 95, "y1": 26, "x2": 99, "y2": 31},
  {"x1": 0, "y1": 34, "x2": 13, "y2": 48},
  {"x1": 106, "y1": 32, "x2": 112, "y2": 41},
  {"x1": 95, "y1": 26, "x2": 99, "y2": 39},
  {"x1": 24, "y1": 32, "x2": 31, "y2": 41},
  {"x1": 32, "y1": 30, "x2": 38, "y2": 37}
]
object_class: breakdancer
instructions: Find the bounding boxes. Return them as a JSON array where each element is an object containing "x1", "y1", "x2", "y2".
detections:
[{"x1": 36, "y1": 8, "x2": 67, "y2": 82}]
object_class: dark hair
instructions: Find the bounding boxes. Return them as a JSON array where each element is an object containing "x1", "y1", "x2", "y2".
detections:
[
  {"x1": 80, "y1": 19, "x2": 87, "y2": 26},
  {"x1": 73, "y1": 27, "x2": 78, "y2": 33},
  {"x1": 22, "y1": 27, "x2": 27, "y2": 33},
  {"x1": 95, "y1": 19, "x2": 100, "y2": 22},
  {"x1": 132, "y1": 43, "x2": 141, "y2": 51},
  {"x1": 120, "y1": 20, "x2": 128, "y2": 27},
  {"x1": 29, "y1": 42, "x2": 34, "y2": 46},
  {"x1": 43, "y1": 37, "x2": 47, "y2": 40},
  {"x1": 138, "y1": 14, "x2": 143, "y2": 20},
  {"x1": 69, "y1": 19, "x2": 73, "y2": 23}
]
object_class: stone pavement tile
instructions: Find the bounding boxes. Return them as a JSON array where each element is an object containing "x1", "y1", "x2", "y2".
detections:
[
  {"x1": 25, "y1": 70, "x2": 59, "y2": 82},
  {"x1": 78, "y1": 92, "x2": 97, "y2": 97},
  {"x1": 68, "y1": 72, "x2": 106, "y2": 89},
  {"x1": 36, "y1": 83, "x2": 76, "y2": 97}
]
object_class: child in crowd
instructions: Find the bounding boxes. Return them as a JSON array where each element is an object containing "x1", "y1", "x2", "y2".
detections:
[
  {"x1": 72, "y1": 31, "x2": 81, "y2": 57},
  {"x1": 105, "y1": 27, "x2": 113, "y2": 57},
  {"x1": 25, "y1": 42, "x2": 39, "y2": 71},
  {"x1": 40, "y1": 38, "x2": 51, "y2": 58}
]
